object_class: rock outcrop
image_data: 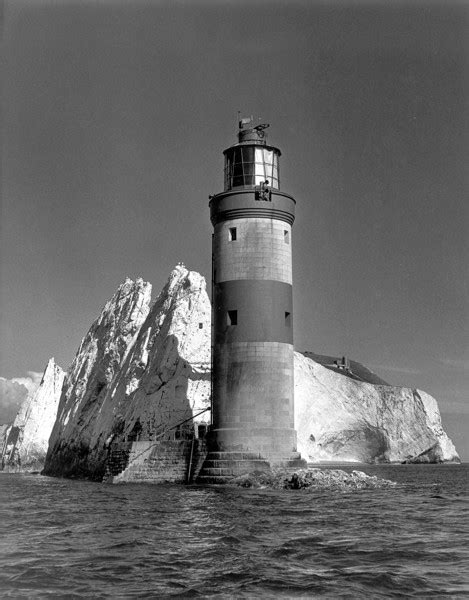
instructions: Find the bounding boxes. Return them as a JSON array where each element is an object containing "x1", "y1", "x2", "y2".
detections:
[
  {"x1": 43, "y1": 277, "x2": 153, "y2": 479},
  {"x1": 38, "y1": 267, "x2": 459, "y2": 482},
  {"x1": 44, "y1": 267, "x2": 211, "y2": 481},
  {"x1": 0, "y1": 424, "x2": 12, "y2": 458},
  {"x1": 1, "y1": 358, "x2": 65, "y2": 472},
  {"x1": 294, "y1": 352, "x2": 459, "y2": 463},
  {"x1": 230, "y1": 468, "x2": 396, "y2": 490}
]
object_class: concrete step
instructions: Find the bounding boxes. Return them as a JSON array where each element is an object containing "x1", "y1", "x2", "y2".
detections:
[
  {"x1": 202, "y1": 459, "x2": 271, "y2": 469},
  {"x1": 196, "y1": 452, "x2": 271, "y2": 483},
  {"x1": 204, "y1": 451, "x2": 303, "y2": 462},
  {"x1": 200, "y1": 465, "x2": 270, "y2": 477},
  {"x1": 205, "y1": 451, "x2": 266, "y2": 460},
  {"x1": 196, "y1": 450, "x2": 306, "y2": 484},
  {"x1": 270, "y1": 457, "x2": 307, "y2": 467}
]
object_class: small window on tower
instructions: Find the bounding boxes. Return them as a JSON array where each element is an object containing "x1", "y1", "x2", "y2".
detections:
[
  {"x1": 285, "y1": 312, "x2": 291, "y2": 327},
  {"x1": 229, "y1": 227, "x2": 237, "y2": 241},
  {"x1": 199, "y1": 323, "x2": 203, "y2": 329},
  {"x1": 284, "y1": 230, "x2": 290, "y2": 244},
  {"x1": 227, "y1": 310, "x2": 238, "y2": 326}
]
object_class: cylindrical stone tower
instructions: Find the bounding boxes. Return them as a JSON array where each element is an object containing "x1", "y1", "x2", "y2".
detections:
[{"x1": 199, "y1": 118, "x2": 302, "y2": 481}]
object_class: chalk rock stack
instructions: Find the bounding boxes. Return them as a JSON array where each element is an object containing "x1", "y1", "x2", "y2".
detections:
[
  {"x1": 1, "y1": 358, "x2": 65, "y2": 472},
  {"x1": 43, "y1": 277, "x2": 152, "y2": 479},
  {"x1": 294, "y1": 353, "x2": 459, "y2": 463},
  {"x1": 43, "y1": 266, "x2": 211, "y2": 480},
  {"x1": 0, "y1": 424, "x2": 12, "y2": 461},
  {"x1": 105, "y1": 265, "x2": 211, "y2": 442},
  {"x1": 27, "y1": 265, "x2": 458, "y2": 482}
]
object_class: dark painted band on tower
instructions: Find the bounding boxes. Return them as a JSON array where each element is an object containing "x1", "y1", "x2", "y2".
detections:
[
  {"x1": 210, "y1": 190, "x2": 295, "y2": 226},
  {"x1": 214, "y1": 279, "x2": 293, "y2": 345}
]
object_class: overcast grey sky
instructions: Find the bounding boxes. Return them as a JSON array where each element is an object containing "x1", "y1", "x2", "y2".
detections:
[{"x1": 1, "y1": 0, "x2": 468, "y2": 458}]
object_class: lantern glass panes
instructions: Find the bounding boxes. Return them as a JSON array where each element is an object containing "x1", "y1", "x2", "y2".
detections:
[{"x1": 224, "y1": 146, "x2": 280, "y2": 191}]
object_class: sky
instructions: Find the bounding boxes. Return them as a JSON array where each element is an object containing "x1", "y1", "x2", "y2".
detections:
[{"x1": 1, "y1": 0, "x2": 468, "y2": 458}]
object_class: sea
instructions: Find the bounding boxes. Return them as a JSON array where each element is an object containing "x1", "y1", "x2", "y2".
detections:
[{"x1": 0, "y1": 464, "x2": 468, "y2": 599}]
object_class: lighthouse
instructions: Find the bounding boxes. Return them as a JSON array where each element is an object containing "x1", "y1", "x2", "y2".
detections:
[{"x1": 198, "y1": 118, "x2": 303, "y2": 482}]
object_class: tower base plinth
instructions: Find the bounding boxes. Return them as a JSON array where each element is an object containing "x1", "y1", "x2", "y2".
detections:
[
  {"x1": 196, "y1": 450, "x2": 306, "y2": 484},
  {"x1": 208, "y1": 426, "x2": 298, "y2": 457},
  {"x1": 196, "y1": 427, "x2": 306, "y2": 483}
]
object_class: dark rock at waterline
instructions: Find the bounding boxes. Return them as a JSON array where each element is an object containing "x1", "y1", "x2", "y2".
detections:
[{"x1": 229, "y1": 468, "x2": 396, "y2": 490}]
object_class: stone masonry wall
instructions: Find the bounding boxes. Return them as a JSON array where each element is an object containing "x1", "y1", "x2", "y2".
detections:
[
  {"x1": 213, "y1": 218, "x2": 292, "y2": 284},
  {"x1": 107, "y1": 439, "x2": 208, "y2": 484},
  {"x1": 213, "y1": 341, "x2": 294, "y2": 430}
]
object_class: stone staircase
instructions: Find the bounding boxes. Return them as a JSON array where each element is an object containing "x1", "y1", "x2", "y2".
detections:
[
  {"x1": 102, "y1": 439, "x2": 208, "y2": 484},
  {"x1": 103, "y1": 443, "x2": 132, "y2": 481},
  {"x1": 196, "y1": 451, "x2": 305, "y2": 484},
  {"x1": 113, "y1": 440, "x2": 194, "y2": 483}
]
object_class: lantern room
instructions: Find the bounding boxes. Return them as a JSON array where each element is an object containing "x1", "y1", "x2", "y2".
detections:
[{"x1": 223, "y1": 118, "x2": 281, "y2": 191}]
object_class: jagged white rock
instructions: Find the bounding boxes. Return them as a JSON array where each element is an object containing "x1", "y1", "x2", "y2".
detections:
[
  {"x1": 41, "y1": 267, "x2": 459, "y2": 481},
  {"x1": 1, "y1": 358, "x2": 65, "y2": 472},
  {"x1": 44, "y1": 277, "x2": 153, "y2": 479},
  {"x1": 44, "y1": 267, "x2": 211, "y2": 480},
  {"x1": 0, "y1": 424, "x2": 12, "y2": 459},
  {"x1": 294, "y1": 352, "x2": 459, "y2": 463},
  {"x1": 103, "y1": 265, "x2": 211, "y2": 439}
]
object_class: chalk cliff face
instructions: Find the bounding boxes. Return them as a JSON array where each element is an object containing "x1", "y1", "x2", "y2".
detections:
[
  {"x1": 294, "y1": 352, "x2": 459, "y2": 463},
  {"x1": 1, "y1": 358, "x2": 65, "y2": 472},
  {"x1": 0, "y1": 425, "x2": 12, "y2": 458},
  {"x1": 41, "y1": 267, "x2": 459, "y2": 480},
  {"x1": 43, "y1": 277, "x2": 153, "y2": 479},
  {"x1": 44, "y1": 266, "x2": 211, "y2": 480}
]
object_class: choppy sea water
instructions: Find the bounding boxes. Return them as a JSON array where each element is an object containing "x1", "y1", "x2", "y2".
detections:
[{"x1": 0, "y1": 464, "x2": 468, "y2": 599}]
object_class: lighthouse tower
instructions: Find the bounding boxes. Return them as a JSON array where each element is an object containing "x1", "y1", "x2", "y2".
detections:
[{"x1": 198, "y1": 118, "x2": 303, "y2": 482}]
